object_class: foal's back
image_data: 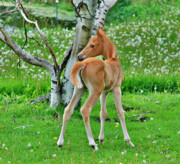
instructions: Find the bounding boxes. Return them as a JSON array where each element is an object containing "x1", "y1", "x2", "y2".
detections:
[{"x1": 79, "y1": 57, "x2": 123, "y2": 92}]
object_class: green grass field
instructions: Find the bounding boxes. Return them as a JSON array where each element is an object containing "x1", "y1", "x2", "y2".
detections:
[
  {"x1": 0, "y1": 0, "x2": 180, "y2": 163},
  {"x1": 0, "y1": 92, "x2": 179, "y2": 163}
]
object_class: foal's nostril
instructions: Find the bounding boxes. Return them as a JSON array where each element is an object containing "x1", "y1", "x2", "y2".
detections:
[{"x1": 78, "y1": 55, "x2": 84, "y2": 61}]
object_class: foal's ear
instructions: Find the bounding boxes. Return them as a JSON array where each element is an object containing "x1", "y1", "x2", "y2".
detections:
[{"x1": 97, "y1": 27, "x2": 105, "y2": 38}]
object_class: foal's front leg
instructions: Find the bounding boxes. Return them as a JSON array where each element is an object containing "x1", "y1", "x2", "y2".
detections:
[
  {"x1": 57, "y1": 87, "x2": 85, "y2": 147},
  {"x1": 112, "y1": 87, "x2": 134, "y2": 147}
]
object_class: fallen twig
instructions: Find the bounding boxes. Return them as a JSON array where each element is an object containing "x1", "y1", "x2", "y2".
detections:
[
  {"x1": 54, "y1": 110, "x2": 61, "y2": 125},
  {"x1": 29, "y1": 93, "x2": 50, "y2": 104},
  {"x1": 129, "y1": 111, "x2": 157, "y2": 122},
  {"x1": 136, "y1": 111, "x2": 156, "y2": 121}
]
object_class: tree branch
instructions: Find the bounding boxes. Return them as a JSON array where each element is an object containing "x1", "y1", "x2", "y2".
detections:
[
  {"x1": 28, "y1": 36, "x2": 44, "y2": 48},
  {"x1": 0, "y1": 7, "x2": 18, "y2": 15},
  {"x1": 157, "y1": 0, "x2": 165, "y2": 7},
  {"x1": 0, "y1": 23, "x2": 53, "y2": 73},
  {"x1": 22, "y1": 20, "x2": 28, "y2": 49},
  {"x1": 92, "y1": 0, "x2": 117, "y2": 35},
  {"x1": 58, "y1": 44, "x2": 73, "y2": 77},
  {"x1": 16, "y1": 0, "x2": 59, "y2": 71},
  {"x1": 0, "y1": 31, "x2": 5, "y2": 43}
]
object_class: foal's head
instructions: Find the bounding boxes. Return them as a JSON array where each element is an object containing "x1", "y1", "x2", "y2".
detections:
[{"x1": 78, "y1": 28, "x2": 105, "y2": 61}]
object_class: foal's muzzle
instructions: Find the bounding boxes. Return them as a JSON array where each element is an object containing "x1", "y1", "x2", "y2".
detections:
[{"x1": 77, "y1": 54, "x2": 85, "y2": 61}]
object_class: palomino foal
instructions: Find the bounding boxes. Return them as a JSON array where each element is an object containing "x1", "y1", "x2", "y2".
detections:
[{"x1": 57, "y1": 28, "x2": 134, "y2": 150}]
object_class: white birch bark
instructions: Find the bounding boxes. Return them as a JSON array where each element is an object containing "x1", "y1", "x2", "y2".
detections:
[
  {"x1": 50, "y1": 73, "x2": 61, "y2": 107},
  {"x1": 61, "y1": 0, "x2": 98, "y2": 105},
  {"x1": 92, "y1": 0, "x2": 118, "y2": 35}
]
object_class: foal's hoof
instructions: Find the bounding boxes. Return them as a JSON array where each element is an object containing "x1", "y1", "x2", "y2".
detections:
[
  {"x1": 58, "y1": 144, "x2": 63, "y2": 148},
  {"x1": 90, "y1": 144, "x2": 98, "y2": 151},
  {"x1": 99, "y1": 139, "x2": 104, "y2": 144},
  {"x1": 126, "y1": 140, "x2": 135, "y2": 147},
  {"x1": 57, "y1": 140, "x2": 64, "y2": 148}
]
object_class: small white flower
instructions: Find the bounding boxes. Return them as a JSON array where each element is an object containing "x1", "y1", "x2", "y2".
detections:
[
  {"x1": 30, "y1": 149, "x2": 33, "y2": 152},
  {"x1": 152, "y1": 140, "x2": 157, "y2": 144},
  {"x1": 8, "y1": 161, "x2": 11, "y2": 163},
  {"x1": 150, "y1": 117, "x2": 153, "y2": 120},
  {"x1": 177, "y1": 131, "x2": 180, "y2": 134},
  {"x1": 135, "y1": 153, "x2": 138, "y2": 157},
  {"x1": 53, "y1": 154, "x2": 56, "y2": 157},
  {"x1": 143, "y1": 160, "x2": 146, "y2": 163},
  {"x1": 141, "y1": 90, "x2": 143, "y2": 93},
  {"x1": 121, "y1": 152, "x2": 124, "y2": 155},
  {"x1": 2, "y1": 143, "x2": 5, "y2": 147},
  {"x1": 155, "y1": 101, "x2": 160, "y2": 104},
  {"x1": 0, "y1": 157, "x2": 2, "y2": 160},
  {"x1": 37, "y1": 131, "x2": 40, "y2": 134},
  {"x1": 28, "y1": 143, "x2": 31, "y2": 147},
  {"x1": 148, "y1": 135, "x2": 150, "y2": 138},
  {"x1": 99, "y1": 161, "x2": 103, "y2": 163},
  {"x1": 159, "y1": 128, "x2": 161, "y2": 130},
  {"x1": 5, "y1": 147, "x2": 8, "y2": 150},
  {"x1": 166, "y1": 155, "x2": 171, "y2": 158},
  {"x1": 116, "y1": 122, "x2": 119, "y2": 125}
]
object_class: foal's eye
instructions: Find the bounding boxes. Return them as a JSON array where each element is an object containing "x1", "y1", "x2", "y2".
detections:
[{"x1": 90, "y1": 45, "x2": 94, "y2": 48}]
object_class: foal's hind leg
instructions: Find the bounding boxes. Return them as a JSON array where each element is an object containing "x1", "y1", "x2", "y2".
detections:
[
  {"x1": 112, "y1": 87, "x2": 134, "y2": 147},
  {"x1": 57, "y1": 87, "x2": 85, "y2": 147},
  {"x1": 99, "y1": 92, "x2": 108, "y2": 142},
  {"x1": 81, "y1": 90, "x2": 102, "y2": 150}
]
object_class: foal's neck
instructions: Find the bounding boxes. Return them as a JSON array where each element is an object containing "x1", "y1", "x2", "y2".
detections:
[{"x1": 102, "y1": 37, "x2": 117, "y2": 60}]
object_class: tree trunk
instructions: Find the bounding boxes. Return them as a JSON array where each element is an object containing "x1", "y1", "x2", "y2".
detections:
[
  {"x1": 61, "y1": 0, "x2": 118, "y2": 105},
  {"x1": 92, "y1": 0, "x2": 118, "y2": 36},
  {"x1": 50, "y1": 72, "x2": 61, "y2": 107},
  {"x1": 61, "y1": 0, "x2": 98, "y2": 105}
]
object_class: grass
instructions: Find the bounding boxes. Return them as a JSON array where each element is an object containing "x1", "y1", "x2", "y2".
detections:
[
  {"x1": 0, "y1": 92, "x2": 179, "y2": 163},
  {"x1": 0, "y1": 1, "x2": 180, "y2": 163}
]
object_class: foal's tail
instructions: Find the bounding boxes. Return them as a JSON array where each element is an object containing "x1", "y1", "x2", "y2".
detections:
[{"x1": 71, "y1": 62, "x2": 86, "y2": 88}]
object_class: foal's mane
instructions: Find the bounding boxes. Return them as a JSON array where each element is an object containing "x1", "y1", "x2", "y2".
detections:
[{"x1": 97, "y1": 28, "x2": 117, "y2": 59}]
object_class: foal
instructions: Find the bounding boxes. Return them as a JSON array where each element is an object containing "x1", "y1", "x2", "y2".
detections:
[{"x1": 57, "y1": 28, "x2": 134, "y2": 150}]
